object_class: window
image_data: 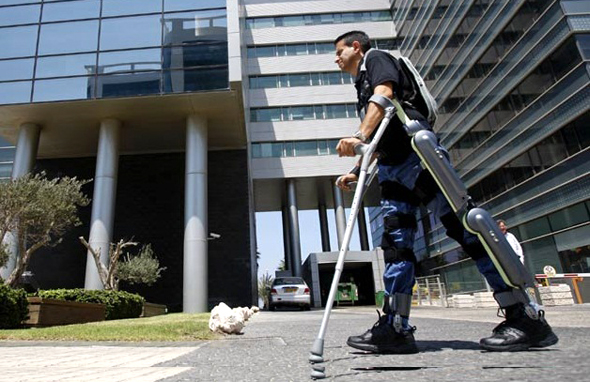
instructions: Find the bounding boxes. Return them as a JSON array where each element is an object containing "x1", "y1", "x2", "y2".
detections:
[
  {"x1": 36, "y1": 53, "x2": 97, "y2": 78},
  {"x1": 39, "y1": 20, "x2": 99, "y2": 55}
]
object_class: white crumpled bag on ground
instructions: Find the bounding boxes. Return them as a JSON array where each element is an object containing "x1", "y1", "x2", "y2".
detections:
[{"x1": 209, "y1": 302, "x2": 260, "y2": 334}]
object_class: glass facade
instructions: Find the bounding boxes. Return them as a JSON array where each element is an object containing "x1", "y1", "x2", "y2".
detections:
[
  {"x1": 247, "y1": 38, "x2": 401, "y2": 58},
  {"x1": 251, "y1": 139, "x2": 341, "y2": 158},
  {"x1": 249, "y1": 71, "x2": 354, "y2": 89},
  {"x1": 389, "y1": 0, "x2": 590, "y2": 293},
  {"x1": 0, "y1": 0, "x2": 229, "y2": 105},
  {"x1": 250, "y1": 103, "x2": 358, "y2": 122},
  {"x1": 246, "y1": 11, "x2": 391, "y2": 29}
]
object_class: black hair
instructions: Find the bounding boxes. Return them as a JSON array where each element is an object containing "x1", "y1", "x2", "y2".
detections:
[{"x1": 334, "y1": 30, "x2": 372, "y2": 53}]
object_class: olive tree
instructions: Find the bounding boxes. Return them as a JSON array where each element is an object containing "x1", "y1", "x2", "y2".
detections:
[
  {"x1": 80, "y1": 237, "x2": 166, "y2": 291},
  {"x1": 0, "y1": 173, "x2": 90, "y2": 287}
]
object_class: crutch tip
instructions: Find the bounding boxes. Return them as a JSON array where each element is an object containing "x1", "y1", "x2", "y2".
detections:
[
  {"x1": 308, "y1": 353, "x2": 324, "y2": 363},
  {"x1": 310, "y1": 369, "x2": 326, "y2": 379}
]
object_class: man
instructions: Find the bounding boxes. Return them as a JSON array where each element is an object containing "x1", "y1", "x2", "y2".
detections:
[
  {"x1": 333, "y1": 30, "x2": 557, "y2": 354},
  {"x1": 498, "y1": 219, "x2": 524, "y2": 264}
]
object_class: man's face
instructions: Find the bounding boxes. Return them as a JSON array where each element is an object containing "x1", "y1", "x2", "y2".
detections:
[
  {"x1": 498, "y1": 221, "x2": 507, "y2": 234},
  {"x1": 334, "y1": 40, "x2": 359, "y2": 75}
]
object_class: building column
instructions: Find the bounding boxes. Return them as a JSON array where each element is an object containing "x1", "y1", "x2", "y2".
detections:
[
  {"x1": 84, "y1": 119, "x2": 121, "y2": 290},
  {"x1": 318, "y1": 202, "x2": 331, "y2": 252},
  {"x1": 0, "y1": 123, "x2": 41, "y2": 280},
  {"x1": 281, "y1": 205, "x2": 292, "y2": 272},
  {"x1": 184, "y1": 115, "x2": 208, "y2": 313},
  {"x1": 333, "y1": 181, "x2": 346, "y2": 248},
  {"x1": 287, "y1": 179, "x2": 302, "y2": 277},
  {"x1": 357, "y1": 202, "x2": 370, "y2": 250}
]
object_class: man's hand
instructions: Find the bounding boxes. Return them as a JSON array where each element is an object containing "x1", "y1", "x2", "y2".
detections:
[
  {"x1": 336, "y1": 137, "x2": 362, "y2": 157},
  {"x1": 335, "y1": 173, "x2": 358, "y2": 192}
]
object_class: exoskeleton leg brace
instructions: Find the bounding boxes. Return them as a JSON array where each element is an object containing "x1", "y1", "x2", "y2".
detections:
[{"x1": 369, "y1": 94, "x2": 541, "y2": 319}]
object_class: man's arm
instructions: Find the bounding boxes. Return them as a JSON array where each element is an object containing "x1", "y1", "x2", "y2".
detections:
[{"x1": 336, "y1": 82, "x2": 394, "y2": 157}]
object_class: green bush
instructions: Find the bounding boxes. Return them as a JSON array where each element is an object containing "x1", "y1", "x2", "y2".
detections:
[
  {"x1": 35, "y1": 289, "x2": 145, "y2": 320},
  {"x1": 0, "y1": 284, "x2": 29, "y2": 329}
]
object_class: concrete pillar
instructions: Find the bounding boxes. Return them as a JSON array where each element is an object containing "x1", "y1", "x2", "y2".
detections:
[
  {"x1": 318, "y1": 203, "x2": 331, "y2": 252},
  {"x1": 357, "y1": 202, "x2": 370, "y2": 250},
  {"x1": 0, "y1": 123, "x2": 41, "y2": 280},
  {"x1": 184, "y1": 115, "x2": 208, "y2": 313},
  {"x1": 332, "y1": 181, "x2": 346, "y2": 248},
  {"x1": 84, "y1": 119, "x2": 121, "y2": 290},
  {"x1": 11, "y1": 123, "x2": 41, "y2": 179},
  {"x1": 287, "y1": 179, "x2": 302, "y2": 277},
  {"x1": 281, "y1": 205, "x2": 292, "y2": 272}
]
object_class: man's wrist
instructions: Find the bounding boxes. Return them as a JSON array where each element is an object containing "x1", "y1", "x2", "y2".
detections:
[
  {"x1": 352, "y1": 130, "x2": 368, "y2": 143},
  {"x1": 349, "y1": 165, "x2": 361, "y2": 177}
]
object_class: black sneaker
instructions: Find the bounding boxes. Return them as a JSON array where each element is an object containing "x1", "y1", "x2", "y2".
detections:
[
  {"x1": 346, "y1": 311, "x2": 419, "y2": 354},
  {"x1": 480, "y1": 304, "x2": 558, "y2": 352}
]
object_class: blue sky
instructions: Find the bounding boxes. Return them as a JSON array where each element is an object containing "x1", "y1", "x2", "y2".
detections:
[{"x1": 255, "y1": 207, "x2": 372, "y2": 279}]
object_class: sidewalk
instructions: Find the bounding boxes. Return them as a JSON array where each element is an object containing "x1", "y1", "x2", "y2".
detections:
[{"x1": 1, "y1": 304, "x2": 590, "y2": 381}]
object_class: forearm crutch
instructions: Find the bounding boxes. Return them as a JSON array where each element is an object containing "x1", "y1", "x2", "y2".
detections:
[{"x1": 309, "y1": 104, "x2": 396, "y2": 380}]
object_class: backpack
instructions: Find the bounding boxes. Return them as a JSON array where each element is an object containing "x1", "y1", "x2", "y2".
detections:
[{"x1": 360, "y1": 49, "x2": 438, "y2": 127}]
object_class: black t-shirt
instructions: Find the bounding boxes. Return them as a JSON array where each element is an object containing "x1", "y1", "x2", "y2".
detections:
[{"x1": 354, "y1": 50, "x2": 425, "y2": 165}]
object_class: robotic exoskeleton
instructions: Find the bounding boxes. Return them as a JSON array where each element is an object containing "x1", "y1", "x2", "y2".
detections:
[
  {"x1": 368, "y1": 93, "x2": 541, "y2": 319},
  {"x1": 308, "y1": 93, "x2": 545, "y2": 380}
]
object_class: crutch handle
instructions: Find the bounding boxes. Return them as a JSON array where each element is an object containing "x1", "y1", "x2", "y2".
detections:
[{"x1": 354, "y1": 143, "x2": 369, "y2": 155}]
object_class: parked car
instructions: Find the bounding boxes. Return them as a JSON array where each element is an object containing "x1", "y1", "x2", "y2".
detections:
[{"x1": 269, "y1": 277, "x2": 311, "y2": 311}]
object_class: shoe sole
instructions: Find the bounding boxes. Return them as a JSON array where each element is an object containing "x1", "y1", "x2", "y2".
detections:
[
  {"x1": 346, "y1": 339, "x2": 419, "y2": 354},
  {"x1": 480, "y1": 332, "x2": 559, "y2": 352}
]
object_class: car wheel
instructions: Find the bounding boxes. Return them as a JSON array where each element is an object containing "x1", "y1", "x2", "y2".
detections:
[{"x1": 269, "y1": 304, "x2": 276, "y2": 311}]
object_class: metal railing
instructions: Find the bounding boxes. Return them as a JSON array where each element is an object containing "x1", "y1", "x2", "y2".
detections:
[{"x1": 414, "y1": 275, "x2": 447, "y2": 307}]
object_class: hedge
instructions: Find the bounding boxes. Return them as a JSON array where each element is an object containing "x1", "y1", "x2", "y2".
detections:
[
  {"x1": 0, "y1": 284, "x2": 29, "y2": 329},
  {"x1": 35, "y1": 289, "x2": 145, "y2": 320}
]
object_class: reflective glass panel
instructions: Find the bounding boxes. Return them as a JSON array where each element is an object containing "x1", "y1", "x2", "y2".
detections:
[
  {"x1": 41, "y1": 0, "x2": 99, "y2": 22},
  {"x1": 38, "y1": 20, "x2": 99, "y2": 55},
  {"x1": 0, "y1": 25, "x2": 38, "y2": 59},
  {"x1": 36, "y1": 53, "x2": 97, "y2": 78},
  {"x1": 164, "y1": 0, "x2": 226, "y2": 12},
  {"x1": 0, "y1": 80, "x2": 31, "y2": 104},
  {"x1": 289, "y1": 73, "x2": 310, "y2": 87},
  {"x1": 0, "y1": 0, "x2": 40, "y2": 4},
  {"x1": 163, "y1": 67, "x2": 228, "y2": 93},
  {"x1": 100, "y1": 15, "x2": 161, "y2": 51},
  {"x1": 326, "y1": 104, "x2": 347, "y2": 118},
  {"x1": 163, "y1": 42, "x2": 227, "y2": 69},
  {"x1": 0, "y1": 58, "x2": 34, "y2": 81},
  {"x1": 33, "y1": 76, "x2": 92, "y2": 102},
  {"x1": 0, "y1": 163, "x2": 12, "y2": 178},
  {"x1": 102, "y1": 0, "x2": 161, "y2": 17},
  {"x1": 289, "y1": 106, "x2": 314, "y2": 120},
  {"x1": 0, "y1": 147, "x2": 15, "y2": 162},
  {"x1": 99, "y1": 48, "x2": 161, "y2": 74},
  {"x1": 0, "y1": 4, "x2": 40, "y2": 26},
  {"x1": 254, "y1": 45, "x2": 275, "y2": 57},
  {"x1": 97, "y1": 72, "x2": 160, "y2": 98},
  {"x1": 295, "y1": 141, "x2": 317, "y2": 156},
  {"x1": 252, "y1": 76, "x2": 277, "y2": 89},
  {"x1": 163, "y1": 10, "x2": 227, "y2": 45}
]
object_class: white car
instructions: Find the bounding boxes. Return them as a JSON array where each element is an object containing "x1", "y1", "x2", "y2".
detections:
[{"x1": 269, "y1": 277, "x2": 311, "y2": 311}]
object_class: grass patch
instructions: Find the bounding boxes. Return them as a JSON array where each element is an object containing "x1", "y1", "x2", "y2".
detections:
[{"x1": 0, "y1": 313, "x2": 221, "y2": 342}]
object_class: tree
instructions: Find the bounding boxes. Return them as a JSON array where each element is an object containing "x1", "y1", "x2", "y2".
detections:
[
  {"x1": 257, "y1": 272, "x2": 274, "y2": 309},
  {"x1": 80, "y1": 237, "x2": 166, "y2": 291},
  {"x1": 0, "y1": 173, "x2": 90, "y2": 287}
]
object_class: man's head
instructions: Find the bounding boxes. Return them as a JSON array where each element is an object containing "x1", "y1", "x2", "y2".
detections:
[
  {"x1": 334, "y1": 31, "x2": 371, "y2": 75},
  {"x1": 497, "y1": 219, "x2": 508, "y2": 234}
]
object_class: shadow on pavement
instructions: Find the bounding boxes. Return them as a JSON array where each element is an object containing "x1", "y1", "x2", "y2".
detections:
[{"x1": 417, "y1": 340, "x2": 481, "y2": 351}]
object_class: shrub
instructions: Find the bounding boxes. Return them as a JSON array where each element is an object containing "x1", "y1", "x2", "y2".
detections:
[
  {"x1": 0, "y1": 284, "x2": 28, "y2": 329},
  {"x1": 35, "y1": 289, "x2": 145, "y2": 320}
]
